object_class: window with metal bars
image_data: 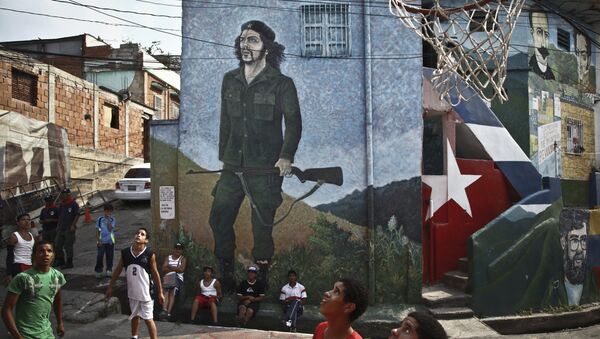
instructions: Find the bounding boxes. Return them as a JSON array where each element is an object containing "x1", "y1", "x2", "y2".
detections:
[
  {"x1": 11, "y1": 68, "x2": 37, "y2": 105},
  {"x1": 566, "y1": 118, "x2": 584, "y2": 154},
  {"x1": 301, "y1": 4, "x2": 350, "y2": 57},
  {"x1": 557, "y1": 28, "x2": 570, "y2": 51}
]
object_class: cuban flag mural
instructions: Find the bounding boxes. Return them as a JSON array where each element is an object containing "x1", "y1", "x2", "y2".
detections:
[{"x1": 421, "y1": 68, "x2": 598, "y2": 316}]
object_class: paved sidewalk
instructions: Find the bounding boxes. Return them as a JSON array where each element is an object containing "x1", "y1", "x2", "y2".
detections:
[{"x1": 62, "y1": 314, "x2": 313, "y2": 339}]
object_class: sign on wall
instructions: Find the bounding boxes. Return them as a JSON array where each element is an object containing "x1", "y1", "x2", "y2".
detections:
[
  {"x1": 537, "y1": 121, "x2": 561, "y2": 164},
  {"x1": 159, "y1": 185, "x2": 175, "y2": 219}
]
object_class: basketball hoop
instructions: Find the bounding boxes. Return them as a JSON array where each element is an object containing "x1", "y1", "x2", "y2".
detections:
[{"x1": 390, "y1": 0, "x2": 525, "y2": 105}]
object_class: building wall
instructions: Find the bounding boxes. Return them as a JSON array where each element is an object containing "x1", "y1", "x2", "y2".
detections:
[
  {"x1": 525, "y1": 10, "x2": 596, "y2": 179},
  {"x1": 151, "y1": 0, "x2": 424, "y2": 308},
  {"x1": 0, "y1": 60, "x2": 50, "y2": 122},
  {"x1": 561, "y1": 100, "x2": 595, "y2": 180},
  {"x1": 53, "y1": 75, "x2": 95, "y2": 149},
  {"x1": 145, "y1": 73, "x2": 179, "y2": 119},
  {"x1": 0, "y1": 50, "x2": 146, "y2": 191}
]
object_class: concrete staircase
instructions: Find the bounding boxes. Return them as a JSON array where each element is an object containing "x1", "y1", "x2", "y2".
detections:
[{"x1": 422, "y1": 257, "x2": 475, "y2": 320}]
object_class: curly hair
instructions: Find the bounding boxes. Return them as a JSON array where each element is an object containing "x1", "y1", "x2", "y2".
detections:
[
  {"x1": 339, "y1": 278, "x2": 369, "y2": 322},
  {"x1": 234, "y1": 34, "x2": 286, "y2": 70},
  {"x1": 408, "y1": 312, "x2": 448, "y2": 339}
]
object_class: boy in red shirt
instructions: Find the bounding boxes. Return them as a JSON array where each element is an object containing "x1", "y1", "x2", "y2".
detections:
[{"x1": 313, "y1": 278, "x2": 368, "y2": 339}]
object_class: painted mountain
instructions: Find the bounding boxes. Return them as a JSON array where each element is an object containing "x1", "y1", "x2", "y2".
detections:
[{"x1": 315, "y1": 177, "x2": 422, "y2": 242}]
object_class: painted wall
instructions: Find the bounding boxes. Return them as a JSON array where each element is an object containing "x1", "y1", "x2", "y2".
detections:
[
  {"x1": 493, "y1": 6, "x2": 597, "y2": 183},
  {"x1": 150, "y1": 0, "x2": 424, "y2": 306},
  {"x1": 466, "y1": 7, "x2": 600, "y2": 316},
  {"x1": 523, "y1": 9, "x2": 595, "y2": 180}
]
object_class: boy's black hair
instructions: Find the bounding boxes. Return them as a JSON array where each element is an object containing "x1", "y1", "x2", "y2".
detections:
[
  {"x1": 408, "y1": 311, "x2": 448, "y2": 339},
  {"x1": 287, "y1": 270, "x2": 297, "y2": 277},
  {"x1": 339, "y1": 278, "x2": 369, "y2": 322},
  {"x1": 32, "y1": 240, "x2": 54, "y2": 255},
  {"x1": 16, "y1": 213, "x2": 30, "y2": 222},
  {"x1": 103, "y1": 203, "x2": 114, "y2": 211},
  {"x1": 138, "y1": 227, "x2": 150, "y2": 240}
]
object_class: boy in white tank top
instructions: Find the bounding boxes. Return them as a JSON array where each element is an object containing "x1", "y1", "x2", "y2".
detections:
[
  {"x1": 6, "y1": 214, "x2": 35, "y2": 279},
  {"x1": 190, "y1": 266, "x2": 222, "y2": 324}
]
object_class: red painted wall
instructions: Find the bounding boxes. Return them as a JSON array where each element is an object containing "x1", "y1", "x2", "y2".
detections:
[{"x1": 422, "y1": 159, "x2": 520, "y2": 284}]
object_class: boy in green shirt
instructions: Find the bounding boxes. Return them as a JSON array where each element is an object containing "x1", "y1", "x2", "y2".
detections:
[{"x1": 2, "y1": 240, "x2": 66, "y2": 338}]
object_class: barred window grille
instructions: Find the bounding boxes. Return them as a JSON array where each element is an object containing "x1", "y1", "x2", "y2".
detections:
[
  {"x1": 566, "y1": 118, "x2": 584, "y2": 154},
  {"x1": 301, "y1": 3, "x2": 350, "y2": 57},
  {"x1": 11, "y1": 68, "x2": 37, "y2": 105}
]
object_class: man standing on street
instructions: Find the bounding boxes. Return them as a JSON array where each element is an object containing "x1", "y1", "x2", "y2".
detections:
[
  {"x1": 2, "y1": 240, "x2": 66, "y2": 339},
  {"x1": 39, "y1": 195, "x2": 59, "y2": 244},
  {"x1": 54, "y1": 188, "x2": 79, "y2": 269},
  {"x1": 209, "y1": 20, "x2": 302, "y2": 290}
]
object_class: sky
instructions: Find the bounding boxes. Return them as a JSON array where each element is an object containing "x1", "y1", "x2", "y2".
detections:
[{"x1": 0, "y1": 0, "x2": 182, "y2": 55}]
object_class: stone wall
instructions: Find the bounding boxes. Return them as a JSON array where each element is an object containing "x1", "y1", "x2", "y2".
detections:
[{"x1": 70, "y1": 146, "x2": 142, "y2": 192}]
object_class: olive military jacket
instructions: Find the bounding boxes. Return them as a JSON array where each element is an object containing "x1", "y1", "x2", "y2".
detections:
[{"x1": 219, "y1": 64, "x2": 302, "y2": 168}]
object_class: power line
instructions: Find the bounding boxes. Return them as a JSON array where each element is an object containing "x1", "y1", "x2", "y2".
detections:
[
  {"x1": 4, "y1": 3, "x2": 598, "y2": 56},
  {"x1": 0, "y1": 7, "x2": 180, "y2": 32},
  {"x1": 49, "y1": 0, "x2": 182, "y2": 19},
  {"x1": 64, "y1": 0, "x2": 240, "y2": 53}
]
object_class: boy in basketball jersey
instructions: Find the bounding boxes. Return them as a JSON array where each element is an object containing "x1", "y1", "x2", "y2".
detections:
[{"x1": 106, "y1": 228, "x2": 164, "y2": 339}]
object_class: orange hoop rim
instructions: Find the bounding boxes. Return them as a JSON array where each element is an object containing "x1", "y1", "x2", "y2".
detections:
[{"x1": 391, "y1": 0, "x2": 495, "y2": 15}]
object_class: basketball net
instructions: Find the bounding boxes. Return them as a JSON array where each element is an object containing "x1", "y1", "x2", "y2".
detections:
[{"x1": 389, "y1": 0, "x2": 525, "y2": 105}]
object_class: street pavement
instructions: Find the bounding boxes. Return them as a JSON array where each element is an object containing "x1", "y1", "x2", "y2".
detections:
[{"x1": 1, "y1": 198, "x2": 600, "y2": 338}]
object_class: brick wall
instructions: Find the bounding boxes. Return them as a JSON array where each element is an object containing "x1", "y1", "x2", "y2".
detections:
[
  {"x1": 97, "y1": 92, "x2": 125, "y2": 154},
  {"x1": 54, "y1": 75, "x2": 95, "y2": 149},
  {"x1": 128, "y1": 103, "x2": 146, "y2": 158},
  {"x1": 561, "y1": 100, "x2": 595, "y2": 180},
  {"x1": 0, "y1": 50, "x2": 148, "y2": 192},
  {"x1": 0, "y1": 61, "x2": 49, "y2": 122}
]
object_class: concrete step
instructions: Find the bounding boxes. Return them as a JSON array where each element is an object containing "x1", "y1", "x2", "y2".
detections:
[
  {"x1": 443, "y1": 270, "x2": 469, "y2": 292},
  {"x1": 430, "y1": 307, "x2": 475, "y2": 320},
  {"x1": 422, "y1": 284, "x2": 471, "y2": 308},
  {"x1": 458, "y1": 257, "x2": 469, "y2": 273}
]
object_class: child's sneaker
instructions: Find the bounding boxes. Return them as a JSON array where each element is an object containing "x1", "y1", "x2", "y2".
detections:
[
  {"x1": 105, "y1": 270, "x2": 112, "y2": 277},
  {"x1": 285, "y1": 320, "x2": 292, "y2": 327},
  {"x1": 95, "y1": 272, "x2": 103, "y2": 279}
]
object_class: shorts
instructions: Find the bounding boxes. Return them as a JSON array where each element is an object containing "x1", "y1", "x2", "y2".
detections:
[
  {"x1": 163, "y1": 277, "x2": 184, "y2": 296},
  {"x1": 195, "y1": 294, "x2": 217, "y2": 309},
  {"x1": 11, "y1": 263, "x2": 32, "y2": 277},
  {"x1": 129, "y1": 299, "x2": 154, "y2": 320},
  {"x1": 238, "y1": 301, "x2": 260, "y2": 314}
]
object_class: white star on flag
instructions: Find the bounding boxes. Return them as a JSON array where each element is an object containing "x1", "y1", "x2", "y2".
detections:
[{"x1": 422, "y1": 140, "x2": 481, "y2": 220}]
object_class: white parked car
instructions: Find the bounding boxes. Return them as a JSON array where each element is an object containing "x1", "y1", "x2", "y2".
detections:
[{"x1": 115, "y1": 163, "x2": 151, "y2": 201}]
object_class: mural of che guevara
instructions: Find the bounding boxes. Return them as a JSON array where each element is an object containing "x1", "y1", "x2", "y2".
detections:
[{"x1": 209, "y1": 20, "x2": 302, "y2": 291}]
